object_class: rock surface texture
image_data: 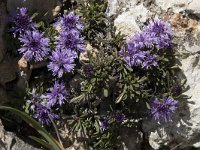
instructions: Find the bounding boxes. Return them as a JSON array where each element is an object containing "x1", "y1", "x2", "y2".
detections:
[
  {"x1": 0, "y1": 1, "x2": 7, "y2": 62},
  {"x1": 107, "y1": 0, "x2": 200, "y2": 149},
  {"x1": 0, "y1": 119, "x2": 41, "y2": 150}
]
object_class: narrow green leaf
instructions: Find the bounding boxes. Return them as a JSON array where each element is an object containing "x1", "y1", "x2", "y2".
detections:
[
  {"x1": 31, "y1": 12, "x2": 39, "y2": 19},
  {"x1": 29, "y1": 136, "x2": 52, "y2": 150},
  {"x1": 116, "y1": 92, "x2": 124, "y2": 103},
  {"x1": 103, "y1": 88, "x2": 108, "y2": 97},
  {"x1": 146, "y1": 102, "x2": 151, "y2": 109},
  {"x1": 70, "y1": 94, "x2": 85, "y2": 103}
]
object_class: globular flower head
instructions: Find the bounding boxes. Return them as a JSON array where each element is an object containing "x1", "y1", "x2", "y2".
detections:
[
  {"x1": 46, "y1": 81, "x2": 69, "y2": 107},
  {"x1": 120, "y1": 19, "x2": 173, "y2": 69},
  {"x1": 27, "y1": 88, "x2": 41, "y2": 111},
  {"x1": 18, "y1": 30, "x2": 50, "y2": 62},
  {"x1": 35, "y1": 102, "x2": 58, "y2": 126},
  {"x1": 47, "y1": 48, "x2": 77, "y2": 78},
  {"x1": 121, "y1": 44, "x2": 158, "y2": 69},
  {"x1": 144, "y1": 19, "x2": 173, "y2": 37},
  {"x1": 144, "y1": 19, "x2": 173, "y2": 49},
  {"x1": 151, "y1": 96, "x2": 178, "y2": 122},
  {"x1": 12, "y1": 7, "x2": 35, "y2": 35},
  {"x1": 100, "y1": 116, "x2": 110, "y2": 131},
  {"x1": 115, "y1": 111, "x2": 125, "y2": 123},
  {"x1": 55, "y1": 30, "x2": 85, "y2": 52},
  {"x1": 172, "y1": 84, "x2": 182, "y2": 96},
  {"x1": 55, "y1": 12, "x2": 84, "y2": 31},
  {"x1": 121, "y1": 31, "x2": 158, "y2": 69},
  {"x1": 128, "y1": 32, "x2": 154, "y2": 51},
  {"x1": 83, "y1": 64, "x2": 94, "y2": 77},
  {"x1": 142, "y1": 51, "x2": 158, "y2": 69}
]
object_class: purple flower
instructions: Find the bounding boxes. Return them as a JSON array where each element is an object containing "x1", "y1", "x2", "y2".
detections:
[
  {"x1": 100, "y1": 116, "x2": 110, "y2": 131},
  {"x1": 35, "y1": 102, "x2": 58, "y2": 126},
  {"x1": 55, "y1": 30, "x2": 85, "y2": 52},
  {"x1": 144, "y1": 19, "x2": 173, "y2": 49},
  {"x1": 144, "y1": 19, "x2": 172, "y2": 37},
  {"x1": 46, "y1": 81, "x2": 69, "y2": 107},
  {"x1": 83, "y1": 64, "x2": 94, "y2": 77},
  {"x1": 115, "y1": 111, "x2": 125, "y2": 123},
  {"x1": 142, "y1": 51, "x2": 158, "y2": 69},
  {"x1": 54, "y1": 12, "x2": 84, "y2": 31},
  {"x1": 28, "y1": 88, "x2": 40, "y2": 101},
  {"x1": 18, "y1": 30, "x2": 50, "y2": 62},
  {"x1": 120, "y1": 19, "x2": 173, "y2": 69},
  {"x1": 172, "y1": 84, "x2": 182, "y2": 95},
  {"x1": 151, "y1": 96, "x2": 178, "y2": 122},
  {"x1": 121, "y1": 45, "x2": 158, "y2": 69},
  {"x1": 27, "y1": 88, "x2": 41, "y2": 111},
  {"x1": 12, "y1": 7, "x2": 35, "y2": 35},
  {"x1": 47, "y1": 48, "x2": 77, "y2": 78}
]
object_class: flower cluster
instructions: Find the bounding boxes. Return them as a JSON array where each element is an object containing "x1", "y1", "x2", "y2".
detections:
[
  {"x1": 172, "y1": 84, "x2": 182, "y2": 96},
  {"x1": 150, "y1": 96, "x2": 178, "y2": 122},
  {"x1": 115, "y1": 111, "x2": 125, "y2": 123},
  {"x1": 13, "y1": 8, "x2": 50, "y2": 62},
  {"x1": 35, "y1": 102, "x2": 58, "y2": 126},
  {"x1": 18, "y1": 30, "x2": 50, "y2": 62},
  {"x1": 27, "y1": 81, "x2": 68, "y2": 125},
  {"x1": 46, "y1": 81, "x2": 69, "y2": 107},
  {"x1": 27, "y1": 89, "x2": 58, "y2": 126},
  {"x1": 100, "y1": 112, "x2": 126, "y2": 131},
  {"x1": 12, "y1": 8, "x2": 85, "y2": 125},
  {"x1": 54, "y1": 12, "x2": 84, "y2": 31},
  {"x1": 48, "y1": 12, "x2": 85, "y2": 77},
  {"x1": 55, "y1": 30, "x2": 85, "y2": 52},
  {"x1": 100, "y1": 116, "x2": 110, "y2": 131},
  {"x1": 144, "y1": 19, "x2": 173, "y2": 50},
  {"x1": 12, "y1": 7, "x2": 35, "y2": 36},
  {"x1": 120, "y1": 19, "x2": 173, "y2": 69},
  {"x1": 48, "y1": 49, "x2": 77, "y2": 78}
]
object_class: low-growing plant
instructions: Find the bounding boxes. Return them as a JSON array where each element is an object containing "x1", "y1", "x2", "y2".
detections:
[{"x1": 2, "y1": 0, "x2": 187, "y2": 149}]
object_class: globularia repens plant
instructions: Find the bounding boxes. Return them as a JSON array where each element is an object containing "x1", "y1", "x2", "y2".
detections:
[{"x1": 5, "y1": 0, "x2": 186, "y2": 149}]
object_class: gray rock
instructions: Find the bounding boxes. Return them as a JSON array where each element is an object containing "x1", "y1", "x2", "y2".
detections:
[
  {"x1": 114, "y1": 3, "x2": 148, "y2": 37},
  {"x1": 187, "y1": 0, "x2": 200, "y2": 18},
  {"x1": 0, "y1": 86, "x2": 8, "y2": 105},
  {"x1": 120, "y1": 127, "x2": 143, "y2": 150},
  {"x1": 0, "y1": 119, "x2": 41, "y2": 150},
  {"x1": 0, "y1": 1, "x2": 7, "y2": 62}
]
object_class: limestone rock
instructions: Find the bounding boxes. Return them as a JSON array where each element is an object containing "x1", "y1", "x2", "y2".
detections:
[
  {"x1": 187, "y1": 0, "x2": 200, "y2": 18},
  {"x1": 114, "y1": 4, "x2": 148, "y2": 37},
  {"x1": 0, "y1": 119, "x2": 41, "y2": 150},
  {"x1": 155, "y1": 0, "x2": 190, "y2": 12},
  {"x1": 106, "y1": 0, "x2": 138, "y2": 16},
  {"x1": 120, "y1": 127, "x2": 143, "y2": 150},
  {"x1": 0, "y1": 1, "x2": 7, "y2": 62},
  {"x1": 0, "y1": 61, "x2": 17, "y2": 86},
  {"x1": 0, "y1": 86, "x2": 8, "y2": 105}
]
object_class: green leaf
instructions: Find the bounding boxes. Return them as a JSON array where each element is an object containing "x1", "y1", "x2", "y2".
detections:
[
  {"x1": 70, "y1": 94, "x2": 85, "y2": 103},
  {"x1": 116, "y1": 85, "x2": 127, "y2": 103},
  {"x1": 31, "y1": 12, "x2": 39, "y2": 19},
  {"x1": 103, "y1": 88, "x2": 108, "y2": 97},
  {"x1": 146, "y1": 102, "x2": 151, "y2": 109},
  {"x1": 138, "y1": 76, "x2": 147, "y2": 83},
  {"x1": 29, "y1": 136, "x2": 52, "y2": 150},
  {"x1": 116, "y1": 92, "x2": 124, "y2": 103}
]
